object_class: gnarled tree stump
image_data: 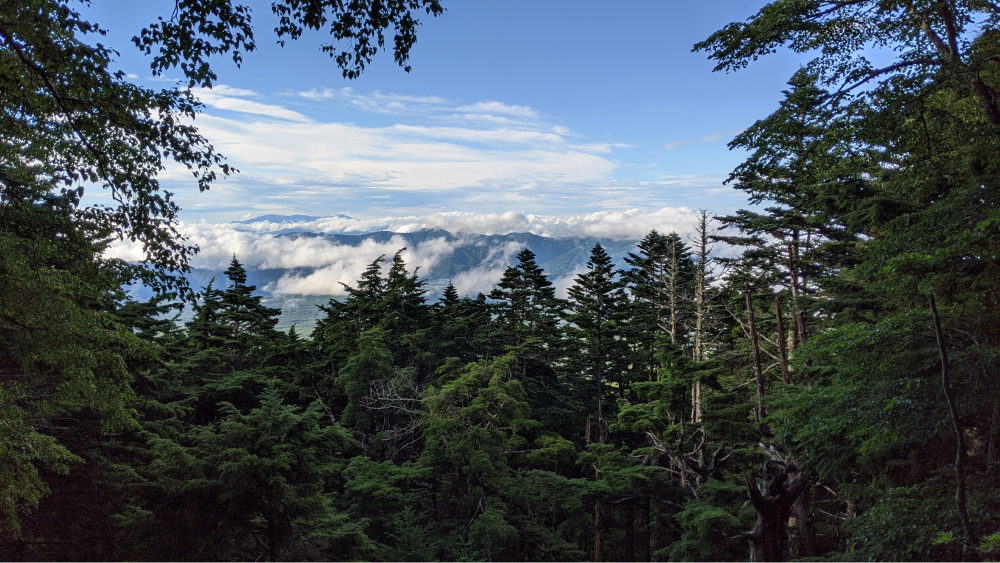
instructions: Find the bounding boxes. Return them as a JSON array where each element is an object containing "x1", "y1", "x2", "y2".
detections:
[{"x1": 741, "y1": 462, "x2": 812, "y2": 562}]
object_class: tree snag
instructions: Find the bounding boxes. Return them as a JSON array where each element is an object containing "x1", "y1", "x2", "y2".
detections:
[
  {"x1": 774, "y1": 295, "x2": 790, "y2": 385},
  {"x1": 745, "y1": 282, "x2": 766, "y2": 422},
  {"x1": 741, "y1": 447, "x2": 812, "y2": 562}
]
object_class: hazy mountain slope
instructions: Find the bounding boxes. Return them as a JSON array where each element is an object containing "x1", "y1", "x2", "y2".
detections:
[{"x1": 171, "y1": 229, "x2": 641, "y2": 333}]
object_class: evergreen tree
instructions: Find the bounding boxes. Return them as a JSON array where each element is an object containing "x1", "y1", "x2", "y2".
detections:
[
  {"x1": 188, "y1": 386, "x2": 361, "y2": 561},
  {"x1": 564, "y1": 244, "x2": 631, "y2": 445},
  {"x1": 421, "y1": 285, "x2": 495, "y2": 367},
  {"x1": 623, "y1": 230, "x2": 696, "y2": 380},
  {"x1": 488, "y1": 249, "x2": 576, "y2": 439},
  {"x1": 489, "y1": 249, "x2": 565, "y2": 359}
]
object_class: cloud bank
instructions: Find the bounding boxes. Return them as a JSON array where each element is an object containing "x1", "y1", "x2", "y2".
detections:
[
  {"x1": 108, "y1": 207, "x2": 704, "y2": 297},
  {"x1": 232, "y1": 207, "x2": 699, "y2": 239}
]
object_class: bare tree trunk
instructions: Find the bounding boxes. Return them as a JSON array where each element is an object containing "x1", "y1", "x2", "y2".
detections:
[
  {"x1": 597, "y1": 319, "x2": 607, "y2": 444},
  {"x1": 691, "y1": 211, "x2": 712, "y2": 422},
  {"x1": 989, "y1": 399, "x2": 1000, "y2": 467},
  {"x1": 626, "y1": 501, "x2": 636, "y2": 562},
  {"x1": 743, "y1": 465, "x2": 812, "y2": 562},
  {"x1": 647, "y1": 497, "x2": 656, "y2": 562},
  {"x1": 585, "y1": 415, "x2": 592, "y2": 445},
  {"x1": 775, "y1": 295, "x2": 790, "y2": 385},
  {"x1": 929, "y1": 294, "x2": 973, "y2": 551},
  {"x1": 792, "y1": 487, "x2": 817, "y2": 558},
  {"x1": 745, "y1": 283, "x2": 766, "y2": 422},
  {"x1": 786, "y1": 234, "x2": 807, "y2": 348},
  {"x1": 598, "y1": 390, "x2": 606, "y2": 444},
  {"x1": 594, "y1": 501, "x2": 602, "y2": 562},
  {"x1": 668, "y1": 239, "x2": 679, "y2": 345},
  {"x1": 594, "y1": 465, "x2": 602, "y2": 562}
]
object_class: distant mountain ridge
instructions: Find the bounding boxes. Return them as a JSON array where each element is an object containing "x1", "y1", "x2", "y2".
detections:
[
  {"x1": 173, "y1": 228, "x2": 641, "y2": 333},
  {"x1": 232, "y1": 214, "x2": 352, "y2": 224}
]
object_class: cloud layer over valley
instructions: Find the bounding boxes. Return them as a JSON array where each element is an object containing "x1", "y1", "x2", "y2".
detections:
[{"x1": 109, "y1": 207, "x2": 703, "y2": 298}]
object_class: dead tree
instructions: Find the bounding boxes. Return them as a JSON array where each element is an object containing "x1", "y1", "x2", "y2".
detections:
[
  {"x1": 690, "y1": 210, "x2": 717, "y2": 422},
  {"x1": 744, "y1": 283, "x2": 766, "y2": 422},
  {"x1": 774, "y1": 295, "x2": 790, "y2": 385},
  {"x1": 645, "y1": 428, "x2": 730, "y2": 494},
  {"x1": 740, "y1": 445, "x2": 813, "y2": 562}
]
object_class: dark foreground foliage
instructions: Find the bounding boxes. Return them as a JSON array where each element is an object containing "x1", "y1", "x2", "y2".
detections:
[{"x1": 3, "y1": 0, "x2": 1000, "y2": 561}]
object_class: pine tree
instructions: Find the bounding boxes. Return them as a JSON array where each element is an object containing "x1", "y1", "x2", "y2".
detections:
[
  {"x1": 381, "y1": 249, "x2": 431, "y2": 368},
  {"x1": 564, "y1": 244, "x2": 630, "y2": 444},
  {"x1": 189, "y1": 385, "x2": 361, "y2": 561},
  {"x1": 489, "y1": 249, "x2": 565, "y2": 358},
  {"x1": 421, "y1": 284, "x2": 495, "y2": 367},
  {"x1": 623, "y1": 230, "x2": 696, "y2": 380},
  {"x1": 336, "y1": 328, "x2": 422, "y2": 460}
]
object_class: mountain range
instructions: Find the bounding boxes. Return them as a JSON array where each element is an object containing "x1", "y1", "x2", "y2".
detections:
[{"x1": 162, "y1": 219, "x2": 644, "y2": 333}]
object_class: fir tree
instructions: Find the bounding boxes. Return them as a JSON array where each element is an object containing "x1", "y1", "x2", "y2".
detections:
[{"x1": 564, "y1": 244, "x2": 631, "y2": 444}]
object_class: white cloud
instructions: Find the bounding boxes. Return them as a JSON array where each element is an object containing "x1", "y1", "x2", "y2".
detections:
[
  {"x1": 448, "y1": 240, "x2": 523, "y2": 297},
  {"x1": 224, "y1": 207, "x2": 701, "y2": 240},
  {"x1": 185, "y1": 113, "x2": 613, "y2": 195},
  {"x1": 106, "y1": 206, "x2": 731, "y2": 297},
  {"x1": 210, "y1": 85, "x2": 259, "y2": 97},
  {"x1": 269, "y1": 236, "x2": 458, "y2": 296},
  {"x1": 456, "y1": 100, "x2": 538, "y2": 118},
  {"x1": 140, "y1": 85, "x2": 751, "y2": 221},
  {"x1": 195, "y1": 87, "x2": 313, "y2": 123},
  {"x1": 387, "y1": 124, "x2": 566, "y2": 145},
  {"x1": 665, "y1": 129, "x2": 745, "y2": 150},
  {"x1": 296, "y1": 87, "x2": 448, "y2": 114},
  {"x1": 551, "y1": 266, "x2": 587, "y2": 299}
]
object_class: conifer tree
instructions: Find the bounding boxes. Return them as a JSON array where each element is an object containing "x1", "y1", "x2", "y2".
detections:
[
  {"x1": 421, "y1": 283, "x2": 494, "y2": 366},
  {"x1": 489, "y1": 249, "x2": 565, "y2": 358},
  {"x1": 488, "y1": 249, "x2": 575, "y2": 436},
  {"x1": 189, "y1": 385, "x2": 360, "y2": 561},
  {"x1": 623, "y1": 230, "x2": 696, "y2": 380},
  {"x1": 564, "y1": 244, "x2": 630, "y2": 444}
]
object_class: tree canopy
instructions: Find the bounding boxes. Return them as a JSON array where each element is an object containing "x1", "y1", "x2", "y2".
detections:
[{"x1": 4, "y1": 1, "x2": 1000, "y2": 561}]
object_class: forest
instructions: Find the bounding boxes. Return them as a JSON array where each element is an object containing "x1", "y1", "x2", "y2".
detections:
[{"x1": 3, "y1": 0, "x2": 1000, "y2": 561}]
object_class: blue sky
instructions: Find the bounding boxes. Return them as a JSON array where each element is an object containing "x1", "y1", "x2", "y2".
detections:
[{"x1": 85, "y1": 1, "x2": 805, "y2": 228}]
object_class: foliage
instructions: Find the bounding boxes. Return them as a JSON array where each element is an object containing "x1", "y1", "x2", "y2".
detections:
[{"x1": 6, "y1": 0, "x2": 1000, "y2": 560}]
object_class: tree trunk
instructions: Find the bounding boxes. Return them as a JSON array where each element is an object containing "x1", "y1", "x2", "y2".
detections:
[
  {"x1": 647, "y1": 497, "x2": 656, "y2": 562},
  {"x1": 667, "y1": 241, "x2": 679, "y2": 346},
  {"x1": 775, "y1": 296, "x2": 790, "y2": 384},
  {"x1": 743, "y1": 465, "x2": 811, "y2": 562},
  {"x1": 692, "y1": 210, "x2": 712, "y2": 422},
  {"x1": 266, "y1": 516, "x2": 281, "y2": 562},
  {"x1": 745, "y1": 283, "x2": 766, "y2": 422},
  {"x1": 692, "y1": 381, "x2": 702, "y2": 424},
  {"x1": 594, "y1": 500, "x2": 602, "y2": 562},
  {"x1": 786, "y1": 236, "x2": 807, "y2": 348},
  {"x1": 988, "y1": 399, "x2": 999, "y2": 467},
  {"x1": 626, "y1": 501, "x2": 636, "y2": 562},
  {"x1": 597, "y1": 318, "x2": 607, "y2": 444},
  {"x1": 594, "y1": 464, "x2": 602, "y2": 562},
  {"x1": 792, "y1": 486, "x2": 817, "y2": 558},
  {"x1": 971, "y1": 76, "x2": 1000, "y2": 127},
  {"x1": 929, "y1": 294, "x2": 973, "y2": 549}
]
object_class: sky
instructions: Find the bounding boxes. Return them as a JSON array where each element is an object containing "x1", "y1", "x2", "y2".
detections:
[
  {"x1": 88, "y1": 1, "x2": 810, "y2": 293},
  {"x1": 83, "y1": 1, "x2": 805, "y2": 225}
]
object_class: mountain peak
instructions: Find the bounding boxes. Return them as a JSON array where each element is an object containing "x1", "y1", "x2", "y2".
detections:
[{"x1": 233, "y1": 213, "x2": 354, "y2": 224}]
